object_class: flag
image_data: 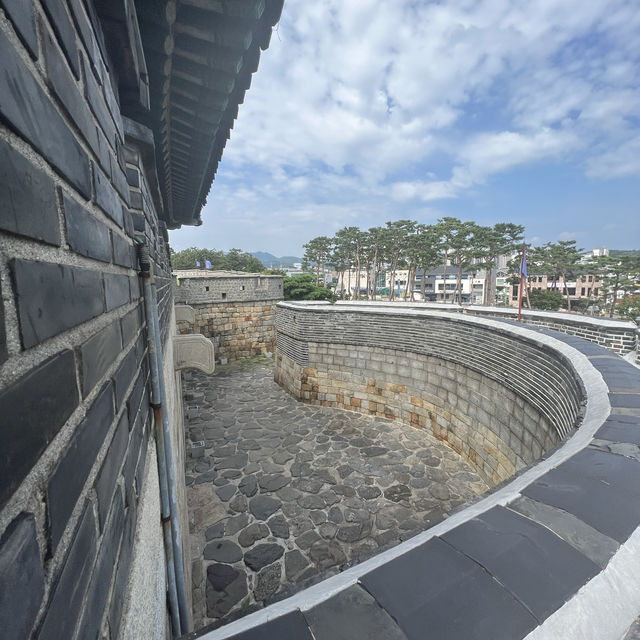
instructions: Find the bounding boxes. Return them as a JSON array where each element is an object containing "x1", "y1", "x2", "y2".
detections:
[
  {"x1": 520, "y1": 245, "x2": 527, "y2": 278},
  {"x1": 205, "y1": 260, "x2": 212, "y2": 269},
  {"x1": 196, "y1": 260, "x2": 201, "y2": 267}
]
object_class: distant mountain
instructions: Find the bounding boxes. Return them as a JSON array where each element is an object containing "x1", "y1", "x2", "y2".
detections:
[{"x1": 252, "y1": 252, "x2": 302, "y2": 268}]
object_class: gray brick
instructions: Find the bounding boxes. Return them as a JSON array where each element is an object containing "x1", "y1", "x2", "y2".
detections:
[
  {"x1": 95, "y1": 412, "x2": 129, "y2": 530},
  {"x1": 93, "y1": 165, "x2": 124, "y2": 227},
  {"x1": 47, "y1": 382, "x2": 114, "y2": 551},
  {"x1": 38, "y1": 504, "x2": 96, "y2": 640},
  {"x1": 0, "y1": 136, "x2": 60, "y2": 245},
  {"x1": 12, "y1": 259, "x2": 104, "y2": 348},
  {"x1": 0, "y1": 350, "x2": 78, "y2": 508},
  {"x1": 80, "y1": 321, "x2": 122, "y2": 396},
  {"x1": 42, "y1": 28, "x2": 99, "y2": 154},
  {"x1": 0, "y1": 17, "x2": 90, "y2": 196},
  {"x1": 63, "y1": 192, "x2": 111, "y2": 262},
  {"x1": 104, "y1": 273, "x2": 130, "y2": 311},
  {"x1": 41, "y1": 0, "x2": 79, "y2": 78},
  {"x1": 75, "y1": 490, "x2": 124, "y2": 640},
  {"x1": 1, "y1": 0, "x2": 38, "y2": 58},
  {"x1": 112, "y1": 232, "x2": 134, "y2": 268},
  {"x1": 0, "y1": 514, "x2": 44, "y2": 640}
]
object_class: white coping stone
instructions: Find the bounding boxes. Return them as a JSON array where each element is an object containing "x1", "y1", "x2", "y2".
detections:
[
  {"x1": 173, "y1": 334, "x2": 215, "y2": 374},
  {"x1": 175, "y1": 304, "x2": 196, "y2": 324},
  {"x1": 200, "y1": 302, "x2": 621, "y2": 640},
  {"x1": 331, "y1": 299, "x2": 637, "y2": 330}
]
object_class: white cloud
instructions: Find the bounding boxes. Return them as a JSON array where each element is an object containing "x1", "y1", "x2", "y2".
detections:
[{"x1": 172, "y1": 0, "x2": 640, "y2": 253}]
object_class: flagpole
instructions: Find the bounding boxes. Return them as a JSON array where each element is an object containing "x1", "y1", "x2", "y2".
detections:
[{"x1": 517, "y1": 243, "x2": 525, "y2": 322}]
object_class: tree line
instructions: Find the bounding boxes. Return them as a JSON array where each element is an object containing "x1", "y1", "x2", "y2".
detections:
[
  {"x1": 302, "y1": 218, "x2": 640, "y2": 316},
  {"x1": 303, "y1": 218, "x2": 524, "y2": 305},
  {"x1": 170, "y1": 247, "x2": 264, "y2": 273}
]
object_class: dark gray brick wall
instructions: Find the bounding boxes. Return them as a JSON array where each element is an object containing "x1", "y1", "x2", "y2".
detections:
[{"x1": 0, "y1": 1, "x2": 172, "y2": 637}]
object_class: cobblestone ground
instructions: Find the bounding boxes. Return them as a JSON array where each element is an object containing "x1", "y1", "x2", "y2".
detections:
[{"x1": 184, "y1": 358, "x2": 488, "y2": 630}]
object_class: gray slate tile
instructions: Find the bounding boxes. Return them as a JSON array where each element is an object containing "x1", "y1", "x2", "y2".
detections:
[
  {"x1": 231, "y1": 610, "x2": 313, "y2": 640},
  {"x1": 360, "y1": 537, "x2": 537, "y2": 640},
  {"x1": 523, "y1": 447, "x2": 640, "y2": 543},
  {"x1": 442, "y1": 506, "x2": 599, "y2": 621},
  {"x1": 305, "y1": 584, "x2": 407, "y2": 640}
]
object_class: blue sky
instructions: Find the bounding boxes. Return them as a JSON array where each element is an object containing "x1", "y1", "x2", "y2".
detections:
[{"x1": 170, "y1": 0, "x2": 640, "y2": 257}]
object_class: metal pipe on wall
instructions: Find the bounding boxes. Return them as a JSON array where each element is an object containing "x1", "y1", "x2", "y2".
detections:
[{"x1": 138, "y1": 243, "x2": 190, "y2": 636}]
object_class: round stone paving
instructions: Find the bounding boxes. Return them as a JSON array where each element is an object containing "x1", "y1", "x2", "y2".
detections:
[{"x1": 184, "y1": 359, "x2": 488, "y2": 630}]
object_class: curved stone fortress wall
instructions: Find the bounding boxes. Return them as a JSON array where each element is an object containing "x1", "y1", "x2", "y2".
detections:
[
  {"x1": 275, "y1": 302, "x2": 583, "y2": 485},
  {"x1": 197, "y1": 302, "x2": 640, "y2": 640}
]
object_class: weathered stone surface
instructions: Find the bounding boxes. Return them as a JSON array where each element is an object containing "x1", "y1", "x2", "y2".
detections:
[
  {"x1": 384, "y1": 484, "x2": 411, "y2": 503},
  {"x1": 267, "y1": 515, "x2": 290, "y2": 539},
  {"x1": 358, "y1": 486, "x2": 382, "y2": 500},
  {"x1": 203, "y1": 540, "x2": 243, "y2": 563},
  {"x1": 249, "y1": 495, "x2": 281, "y2": 520},
  {"x1": 254, "y1": 563, "x2": 281, "y2": 601},
  {"x1": 216, "y1": 453, "x2": 248, "y2": 470},
  {"x1": 244, "y1": 544, "x2": 284, "y2": 571},
  {"x1": 225, "y1": 514, "x2": 250, "y2": 536},
  {"x1": 239, "y1": 475, "x2": 258, "y2": 497},
  {"x1": 184, "y1": 362, "x2": 485, "y2": 627},
  {"x1": 259, "y1": 474, "x2": 291, "y2": 492},
  {"x1": 238, "y1": 523, "x2": 269, "y2": 548},
  {"x1": 205, "y1": 521, "x2": 226, "y2": 541},
  {"x1": 309, "y1": 540, "x2": 347, "y2": 570},
  {"x1": 328, "y1": 506, "x2": 344, "y2": 524},
  {"x1": 216, "y1": 484, "x2": 237, "y2": 502},
  {"x1": 285, "y1": 550, "x2": 309, "y2": 581},
  {"x1": 206, "y1": 564, "x2": 247, "y2": 618}
]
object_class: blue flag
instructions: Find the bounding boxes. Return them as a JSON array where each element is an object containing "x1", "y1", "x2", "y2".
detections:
[
  {"x1": 196, "y1": 260, "x2": 201, "y2": 267},
  {"x1": 520, "y1": 246, "x2": 527, "y2": 277},
  {"x1": 205, "y1": 260, "x2": 212, "y2": 269}
]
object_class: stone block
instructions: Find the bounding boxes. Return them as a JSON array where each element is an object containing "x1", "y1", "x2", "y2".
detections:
[
  {"x1": 12, "y1": 259, "x2": 104, "y2": 348},
  {"x1": 47, "y1": 382, "x2": 114, "y2": 551},
  {"x1": 0, "y1": 137, "x2": 60, "y2": 245},
  {"x1": 0, "y1": 27, "x2": 90, "y2": 196},
  {"x1": 95, "y1": 412, "x2": 129, "y2": 530},
  {"x1": 0, "y1": 350, "x2": 78, "y2": 508},
  {"x1": 38, "y1": 505, "x2": 96, "y2": 640},
  {"x1": 80, "y1": 321, "x2": 122, "y2": 396},
  {"x1": 0, "y1": 513, "x2": 44, "y2": 639},
  {"x1": 63, "y1": 193, "x2": 111, "y2": 262}
]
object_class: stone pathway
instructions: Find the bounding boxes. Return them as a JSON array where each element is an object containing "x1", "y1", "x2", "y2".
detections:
[{"x1": 184, "y1": 358, "x2": 488, "y2": 631}]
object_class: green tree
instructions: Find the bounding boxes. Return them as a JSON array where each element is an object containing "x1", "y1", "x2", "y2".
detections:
[
  {"x1": 592, "y1": 255, "x2": 640, "y2": 317},
  {"x1": 385, "y1": 220, "x2": 415, "y2": 300},
  {"x1": 529, "y1": 289, "x2": 563, "y2": 310},
  {"x1": 303, "y1": 236, "x2": 333, "y2": 286},
  {"x1": 617, "y1": 294, "x2": 640, "y2": 319},
  {"x1": 474, "y1": 223, "x2": 525, "y2": 305},
  {"x1": 283, "y1": 274, "x2": 335, "y2": 301},
  {"x1": 539, "y1": 241, "x2": 583, "y2": 312},
  {"x1": 407, "y1": 224, "x2": 441, "y2": 301},
  {"x1": 170, "y1": 247, "x2": 264, "y2": 272}
]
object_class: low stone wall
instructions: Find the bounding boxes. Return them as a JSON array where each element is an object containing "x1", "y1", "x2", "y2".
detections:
[
  {"x1": 330, "y1": 301, "x2": 638, "y2": 356},
  {"x1": 466, "y1": 305, "x2": 638, "y2": 355},
  {"x1": 178, "y1": 300, "x2": 279, "y2": 363},
  {"x1": 275, "y1": 303, "x2": 583, "y2": 486}
]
